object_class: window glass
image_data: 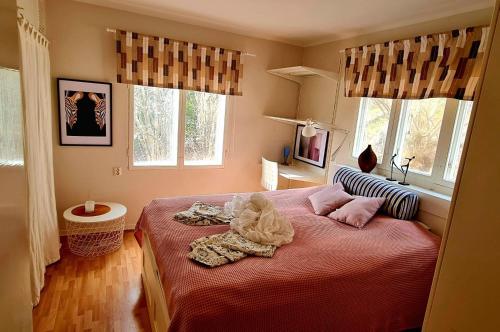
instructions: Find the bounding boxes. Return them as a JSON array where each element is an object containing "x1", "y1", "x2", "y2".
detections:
[
  {"x1": 444, "y1": 101, "x2": 473, "y2": 182},
  {"x1": 352, "y1": 98, "x2": 392, "y2": 162},
  {"x1": 184, "y1": 91, "x2": 226, "y2": 166},
  {"x1": 0, "y1": 68, "x2": 23, "y2": 166},
  {"x1": 394, "y1": 98, "x2": 446, "y2": 175},
  {"x1": 133, "y1": 86, "x2": 179, "y2": 166}
]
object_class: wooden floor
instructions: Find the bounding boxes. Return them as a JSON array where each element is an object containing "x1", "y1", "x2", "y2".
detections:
[{"x1": 33, "y1": 232, "x2": 151, "y2": 332}]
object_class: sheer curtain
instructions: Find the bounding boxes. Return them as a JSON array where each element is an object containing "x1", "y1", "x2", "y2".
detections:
[{"x1": 17, "y1": 15, "x2": 60, "y2": 306}]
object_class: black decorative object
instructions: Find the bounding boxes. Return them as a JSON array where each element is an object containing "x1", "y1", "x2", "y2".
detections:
[
  {"x1": 386, "y1": 154, "x2": 398, "y2": 181},
  {"x1": 386, "y1": 154, "x2": 415, "y2": 185},
  {"x1": 358, "y1": 145, "x2": 377, "y2": 173},
  {"x1": 398, "y1": 156, "x2": 415, "y2": 186}
]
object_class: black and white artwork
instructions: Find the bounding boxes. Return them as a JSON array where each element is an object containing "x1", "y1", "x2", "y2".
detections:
[{"x1": 58, "y1": 78, "x2": 112, "y2": 146}]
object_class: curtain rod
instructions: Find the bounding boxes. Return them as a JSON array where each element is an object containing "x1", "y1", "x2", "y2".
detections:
[
  {"x1": 337, "y1": 24, "x2": 489, "y2": 54},
  {"x1": 17, "y1": 8, "x2": 49, "y2": 44},
  {"x1": 105, "y1": 28, "x2": 257, "y2": 57}
]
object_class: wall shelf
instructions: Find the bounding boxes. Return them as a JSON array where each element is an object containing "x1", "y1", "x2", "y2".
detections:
[
  {"x1": 267, "y1": 66, "x2": 339, "y2": 85},
  {"x1": 264, "y1": 115, "x2": 348, "y2": 133}
]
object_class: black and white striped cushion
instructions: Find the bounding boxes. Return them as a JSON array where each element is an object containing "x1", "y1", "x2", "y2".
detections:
[{"x1": 332, "y1": 167, "x2": 419, "y2": 220}]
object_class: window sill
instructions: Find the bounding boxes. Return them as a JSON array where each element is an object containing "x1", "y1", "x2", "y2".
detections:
[
  {"x1": 369, "y1": 171, "x2": 451, "y2": 202},
  {"x1": 128, "y1": 164, "x2": 225, "y2": 170},
  {"x1": 0, "y1": 162, "x2": 24, "y2": 168}
]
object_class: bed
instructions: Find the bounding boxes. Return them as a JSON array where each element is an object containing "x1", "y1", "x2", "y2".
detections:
[{"x1": 136, "y1": 178, "x2": 440, "y2": 332}]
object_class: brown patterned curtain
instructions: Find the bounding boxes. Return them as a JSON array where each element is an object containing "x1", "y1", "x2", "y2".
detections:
[
  {"x1": 343, "y1": 26, "x2": 490, "y2": 100},
  {"x1": 115, "y1": 30, "x2": 243, "y2": 96}
]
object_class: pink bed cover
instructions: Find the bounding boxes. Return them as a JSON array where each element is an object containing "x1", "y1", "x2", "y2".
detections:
[{"x1": 135, "y1": 186, "x2": 440, "y2": 332}]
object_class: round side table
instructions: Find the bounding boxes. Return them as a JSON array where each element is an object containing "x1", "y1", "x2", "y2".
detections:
[{"x1": 63, "y1": 202, "x2": 127, "y2": 257}]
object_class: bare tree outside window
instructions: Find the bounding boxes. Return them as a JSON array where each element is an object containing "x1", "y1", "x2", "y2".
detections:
[
  {"x1": 395, "y1": 99, "x2": 446, "y2": 174},
  {"x1": 132, "y1": 87, "x2": 226, "y2": 167},
  {"x1": 353, "y1": 98, "x2": 392, "y2": 162},
  {"x1": 133, "y1": 86, "x2": 179, "y2": 166},
  {"x1": 184, "y1": 91, "x2": 226, "y2": 165}
]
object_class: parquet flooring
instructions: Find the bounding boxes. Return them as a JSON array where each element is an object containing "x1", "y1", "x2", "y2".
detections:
[{"x1": 33, "y1": 232, "x2": 151, "y2": 332}]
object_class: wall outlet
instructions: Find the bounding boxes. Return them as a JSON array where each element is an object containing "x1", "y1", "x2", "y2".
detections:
[{"x1": 113, "y1": 167, "x2": 122, "y2": 176}]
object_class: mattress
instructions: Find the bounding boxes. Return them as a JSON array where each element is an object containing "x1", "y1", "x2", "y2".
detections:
[{"x1": 135, "y1": 186, "x2": 440, "y2": 332}]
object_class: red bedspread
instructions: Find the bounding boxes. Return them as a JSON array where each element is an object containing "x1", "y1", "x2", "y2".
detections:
[{"x1": 136, "y1": 187, "x2": 440, "y2": 332}]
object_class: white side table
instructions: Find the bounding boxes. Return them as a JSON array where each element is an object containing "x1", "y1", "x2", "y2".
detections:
[{"x1": 63, "y1": 202, "x2": 127, "y2": 257}]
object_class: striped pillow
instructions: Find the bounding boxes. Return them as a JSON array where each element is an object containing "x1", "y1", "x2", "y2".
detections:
[{"x1": 332, "y1": 167, "x2": 419, "y2": 220}]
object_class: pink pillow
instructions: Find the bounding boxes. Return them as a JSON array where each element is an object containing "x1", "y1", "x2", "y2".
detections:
[
  {"x1": 308, "y1": 182, "x2": 353, "y2": 215},
  {"x1": 327, "y1": 196, "x2": 385, "y2": 228}
]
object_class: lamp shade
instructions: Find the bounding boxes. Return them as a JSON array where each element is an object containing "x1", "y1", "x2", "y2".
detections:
[{"x1": 302, "y1": 119, "x2": 317, "y2": 137}]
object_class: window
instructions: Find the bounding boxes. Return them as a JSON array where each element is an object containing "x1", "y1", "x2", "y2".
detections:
[
  {"x1": 0, "y1": 68, "x2": 23, "y2": 166},
  {"x1": 351, "y1": 97, "x2": 474, "y2": 193},
  {"x1": 133, "y1": 86, "x2": 179, "y2": 166},
  {"x1": 352, "y1": 98, "x2": 392, "y2": 162},
  {"x1": 184, "y1": 91, "x2": 226, "y2": 166},
  {"x1": 393, "y1": 98, "x2": 446, "y2": 175},
  {"x1": 444, "y1": 101, "x2": 473, "y2": 182},
  {"x1": 131, "y1": 86, "x2": 227, "y2": 168}
]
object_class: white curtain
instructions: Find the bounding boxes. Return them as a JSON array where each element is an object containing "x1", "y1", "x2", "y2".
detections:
[{"x1": 17, "y1": 17, "x2": 60, "y2": 306}]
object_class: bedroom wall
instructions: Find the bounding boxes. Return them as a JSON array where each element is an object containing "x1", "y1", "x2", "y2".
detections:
[
  {"x1": 0, "y1": 1, "x2": 19, "y2": 69},
  {"x1": 46, "y1": 0, "x2": 303, "y2": 230},
  {"x1": 300, "y1": 8, "x2": 493, "y2": 235}
]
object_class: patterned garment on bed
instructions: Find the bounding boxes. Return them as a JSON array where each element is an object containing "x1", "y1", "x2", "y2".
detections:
[
  {"x1": 174, "y1": 202, "x2": 233, "y2": 225},
  {"x1": 188, "y1": 231, "x2": 276, "y2": 267}
]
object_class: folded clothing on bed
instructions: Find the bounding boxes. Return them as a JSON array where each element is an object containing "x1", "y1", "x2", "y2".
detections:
[
  {"x1": 174, "y1": 201, "x2": 233, "y2": 225},
  {"x1": 178, "y1": 193, "x2": 291, "y2": 267},
  {"x1": 188, "y1": 231, "x2": 276, "y2": 267}
]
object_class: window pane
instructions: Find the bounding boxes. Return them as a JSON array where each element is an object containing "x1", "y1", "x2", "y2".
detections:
[
  {"x1": 133, "y1": 86, "x2": 179, "y2": 166},
  {"x1": 394, "y1": 98, "x2": 446, "y2": 175},
  {"x1": 352, "y1": 98, "x2": 392, "y2": 162},
  {"x1": 184, "y1": 91, "x2": 226, "y2": 166},
  {"x1": 444, "y1": 101, "x2": 473, "y2": 182},
  {"x1": 0, "y1": 68, "x2": 23, "y2": 166}
]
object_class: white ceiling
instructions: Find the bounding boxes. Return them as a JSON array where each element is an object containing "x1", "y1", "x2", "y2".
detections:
[{"x1": 76, "y1": 0, "x2": 494, "y2": 46}]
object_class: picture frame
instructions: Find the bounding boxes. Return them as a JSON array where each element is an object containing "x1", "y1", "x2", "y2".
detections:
[
  {"x1": 293, "y1": 124, "x2": 329, "y2": 168},
  {"x1": 57, "y1": 78, "x2": 112, "y2": 146}
]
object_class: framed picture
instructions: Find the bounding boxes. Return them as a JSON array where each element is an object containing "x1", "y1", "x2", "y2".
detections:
[
  {"x1": 293, "y1": 125, "x2": 329, "y2": 168},
  {"x1": 57, "y1": 78, "x2": 112, "y2": 146}
]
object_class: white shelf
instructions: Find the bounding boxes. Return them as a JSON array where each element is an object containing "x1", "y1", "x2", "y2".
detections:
[
  {"x1": 267, "y1": 66, "x2": 339, "y2": 85},
  {"x1": 264, "y1": 115, "x2": 348, "y2": 133}
]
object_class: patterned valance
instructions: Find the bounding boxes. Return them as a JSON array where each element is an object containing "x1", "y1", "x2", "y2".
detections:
[
  {"x1": 343, "y1": 26, "x2": 490, "y2": 101},
  {"x1": 115, "y1": 30, "x2": 243, "y2": 96}
]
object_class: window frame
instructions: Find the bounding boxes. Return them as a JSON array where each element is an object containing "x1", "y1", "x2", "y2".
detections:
[
  {"x1": 349, "y1": 97, "x2": 471, "y2": 196},
  {"x1": 128, "y1": 86, "x2": 230, "y2": 170},
  {"x1": 443, "y1": 101, "x2": 473, "y2": 182}
]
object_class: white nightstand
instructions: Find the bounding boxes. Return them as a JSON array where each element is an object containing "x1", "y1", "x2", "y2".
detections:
[{"x1": 63, "y1": 202, "x2": 127, "y2": 257}]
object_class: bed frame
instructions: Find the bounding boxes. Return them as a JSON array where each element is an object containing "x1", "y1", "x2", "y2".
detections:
[{"x1": 142, "y1": 232, "x2": 171, "y2": 332}]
